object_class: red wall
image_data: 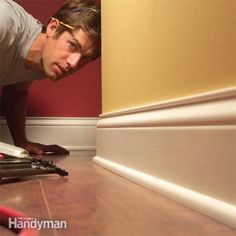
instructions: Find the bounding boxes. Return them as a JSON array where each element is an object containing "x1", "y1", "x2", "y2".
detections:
[{"x1": 15, "y1": 0, "x2": 101, "y2": 117}]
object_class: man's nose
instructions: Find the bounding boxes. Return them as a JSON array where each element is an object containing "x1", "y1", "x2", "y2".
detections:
[{"x1": 67, "y1": 53, "x2": 82, "y2": 69}]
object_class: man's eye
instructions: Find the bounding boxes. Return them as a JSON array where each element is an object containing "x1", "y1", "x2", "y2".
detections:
[{"x1": 68, "y1": 42, "x2": 77, "y2": 51}]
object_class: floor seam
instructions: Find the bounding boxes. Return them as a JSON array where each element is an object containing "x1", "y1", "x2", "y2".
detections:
[{"x1": 39, "y1": 179, "x2": 58, "y2": 236}]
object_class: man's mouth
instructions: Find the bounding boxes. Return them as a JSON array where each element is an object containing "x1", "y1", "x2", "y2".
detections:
[
  {"x1": 53, "y1": 65, "x2": 65, "y2": 77},
  {"x1": 58, "y1": 65, "x2": 67, "y2": 74},
  {"x1": 51, "y1": 64, "x2": 71, "y2": 80}
]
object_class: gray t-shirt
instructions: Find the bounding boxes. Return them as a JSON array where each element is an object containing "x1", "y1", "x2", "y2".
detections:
[{"x1": 0, "y1": 0, "x2": 44, "y2": 86}]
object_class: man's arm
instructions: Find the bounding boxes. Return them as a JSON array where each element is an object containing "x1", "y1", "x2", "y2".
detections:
[{"x1": 1, "y1": 82, "x2": 69, "y2": 155}]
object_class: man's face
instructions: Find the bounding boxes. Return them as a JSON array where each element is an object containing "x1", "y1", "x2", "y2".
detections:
[{"x1": 41, "y1": 19, "x2": 97, "y2": 81}]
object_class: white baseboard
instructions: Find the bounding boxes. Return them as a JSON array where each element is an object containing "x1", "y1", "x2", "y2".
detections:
[
  {"x1": 94, "y1": 87, "x2": 236, "y2": 228},
  {"x1": 94, "y1": 156, "x2": 236, "y2": 228},
  {"x1": 0, "y1": 117, "x2": 98, "y2": 151}
]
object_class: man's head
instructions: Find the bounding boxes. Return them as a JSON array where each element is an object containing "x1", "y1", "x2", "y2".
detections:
[{"x1": 41, "y1": 0, "x2": 101, "y2": 81}]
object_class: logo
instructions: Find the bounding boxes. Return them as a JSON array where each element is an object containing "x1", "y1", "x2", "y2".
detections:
[{"x1": 8, "y1": 217, "x2": 67, "y2": 230}]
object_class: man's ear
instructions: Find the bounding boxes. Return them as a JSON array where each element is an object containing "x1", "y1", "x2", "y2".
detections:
[{"x1": 46, "y1": 18, "x2": 59, "y2": 37}]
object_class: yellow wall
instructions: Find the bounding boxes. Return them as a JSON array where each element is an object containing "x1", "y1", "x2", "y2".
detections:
[{"x1": 102, "y1": 0, "x2": 236, "y2": 114}]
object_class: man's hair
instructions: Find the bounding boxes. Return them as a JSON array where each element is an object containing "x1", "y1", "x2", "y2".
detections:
[{"x1": 43, "y1": 0, "x2": 101, "y2": 57}]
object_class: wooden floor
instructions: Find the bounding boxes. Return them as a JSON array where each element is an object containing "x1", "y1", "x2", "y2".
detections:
[{"x1": 0, "y1": 151, "x2": 235, "y2": 236}]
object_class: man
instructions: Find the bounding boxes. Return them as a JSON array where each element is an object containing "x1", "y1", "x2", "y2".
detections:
[{"x1": 0, "y1": 0, "x2": 101, "y2": 155}]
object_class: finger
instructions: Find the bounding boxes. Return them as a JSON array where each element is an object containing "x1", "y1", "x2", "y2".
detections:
[{"x1": 28, "y1": 145, "x2": 44, "y2": 155}]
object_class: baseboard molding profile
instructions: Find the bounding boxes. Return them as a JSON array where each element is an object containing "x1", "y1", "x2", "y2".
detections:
[
  {"x1": 98, "y1": 87, "x2": 236, "y2": 128},
  {"x1": 0, "y1": 117, "x2": 98, "y2": 151},
  {"x1": 94, "y1": 87, "x2": 236, "y2": 228},
  {"x1": 100, "y1": 87, "x2": 236, "y2": 119},
  {"x1": 94, "y1": 156, "x2": 236, "y2": 228}
]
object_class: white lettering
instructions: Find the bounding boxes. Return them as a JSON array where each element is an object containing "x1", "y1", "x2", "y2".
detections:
[
  {"x1": 8, "y1": 217, "x2": 17, "y2": 229},
  {"x1": 8, "y1": 217, "x2": 67, "y2": 230}
]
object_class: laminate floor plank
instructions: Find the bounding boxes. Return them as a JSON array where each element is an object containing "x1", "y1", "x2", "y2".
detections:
[{"x1": 1, "y1": 151, "x2": 235, "y2": 236}]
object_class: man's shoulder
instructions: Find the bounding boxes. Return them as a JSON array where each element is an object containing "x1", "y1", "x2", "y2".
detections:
[
  {"x1": 0, "y1": 1, "x2": 15, "y2": 37},
  {"x1": 0, "y1": 0, "x2": 17, "y2": 12},
  {"x1": 0, "y1": 0, "x2": 29, "y2": 21},
  {"x1": 0, "y1": 0, "x2": 30, "y2": 38},
  {"x1": 0, "y1": 0, "x2": 13, "y2": 16},
  {"x1": 0, "y1": 0, "x2": 21, "y2": 25}
]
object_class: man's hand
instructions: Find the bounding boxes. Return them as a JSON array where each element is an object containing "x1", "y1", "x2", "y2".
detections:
[
  {"x1": 2, "y1": 83, "x2": 69, "y2": 156},
  {"x1": 16, "y1": 141, "x2": 69, "y2": 155}
]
